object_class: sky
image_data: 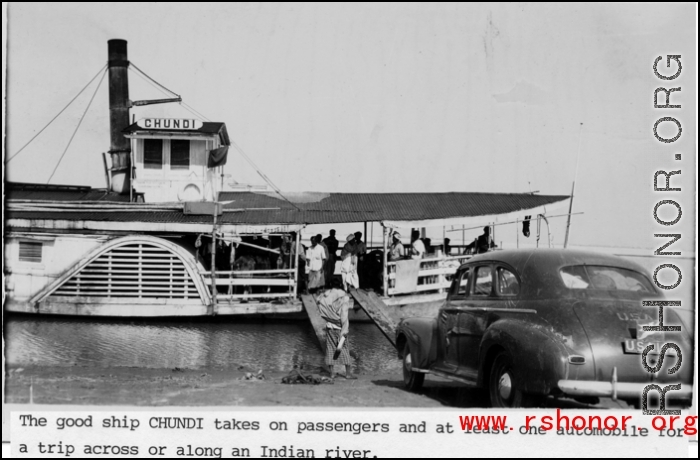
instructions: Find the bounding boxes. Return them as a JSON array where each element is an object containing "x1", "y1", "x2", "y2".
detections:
[{"x1": 3, "y1": 3, "x2": 697, "y2": 253}]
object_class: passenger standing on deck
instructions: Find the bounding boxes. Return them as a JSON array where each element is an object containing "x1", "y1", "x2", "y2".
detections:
[
  {"x1": 443, "y1": 238, "x2": 451, "y2": 256},
  {"x1": 463, "y1": 226, "x2": 497, "y2": 254},
  {"x1": 316, "y1": 233, "x2": 330, "y2": 285},
  {"x1": 316, "y1": 278, "x2": 356, "y2": 379},
  {"x1": 280, "y1": 234, "x2": 294, "y2": 268},
  {"x1": 322, "y1": 230, "x2": 339, "y2": 287},
  {"x1": 305, "y1": 236, "x2": 326, "y2": 293},
  {"x1": 354, "y1": 231, "x2": 367, "y2": 257},
  {"x1": 195, "y1": 234, "x2": 216, "y2": 270},
  {"x1": 388, "y1": 231, "x2": 405, "y2": 261},
  {"x1": 340, "y1": 234, "x2": 359, "y2": 291},
  {"x1": 354, "y1": 232, "x2": 367, "y2": 287},
  {"x1": 422, "y1": 237, "x2": 432, "y2": 255},
  {"x1": 410, "y1": 230, "x2": 426, "y2": 260}
]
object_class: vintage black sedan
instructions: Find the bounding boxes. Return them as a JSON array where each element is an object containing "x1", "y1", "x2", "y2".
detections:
[{"x1": 396, "y1": 249, "x2": 694, "y2": 407}]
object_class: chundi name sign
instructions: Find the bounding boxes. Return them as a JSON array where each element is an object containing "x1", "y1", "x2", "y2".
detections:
[{"x1": 137, "y1": 118, "x2": 203, "y2": 130}]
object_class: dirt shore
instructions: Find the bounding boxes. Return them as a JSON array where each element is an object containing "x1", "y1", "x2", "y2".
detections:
[
  {"x1": 4, "y1": 364, "x2": 451, "y2": 407},
  {"x1": 4, "y1": 364, "x2": 630, "y2": 409}
]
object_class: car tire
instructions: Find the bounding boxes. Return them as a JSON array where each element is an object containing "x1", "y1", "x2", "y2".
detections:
[
  {"x1": 403, "y1": 342, "x2": 425, "y2": 392},
  {"x1": 489, "y1": 351, "x2": 525, "y2": 408}
]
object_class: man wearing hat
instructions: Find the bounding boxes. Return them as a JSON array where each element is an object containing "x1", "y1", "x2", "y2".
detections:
[
  {"x1": 388, "y1": 231, "x2": 405, "y2": 261},
  {"x1": 340, "y1": 234, "x2": 359, "y2": 291}
]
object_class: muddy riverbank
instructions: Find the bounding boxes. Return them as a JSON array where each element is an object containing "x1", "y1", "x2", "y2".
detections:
[
  {"x1": 4, "y1": 364, "x2": 631, "y2": 409},
  {"x1": 4, "y1": 364, "x2": 452, "y2": 407}
]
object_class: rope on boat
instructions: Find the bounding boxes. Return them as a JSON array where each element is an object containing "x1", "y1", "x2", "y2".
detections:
[
  {"x1": 5, "y1": 64, "x2": 108, "y2": 165},
  {"x1": 128, "y1": 62, "x2": 211, "y2": 122},
  {"x1": 129, "y1": 62, "x2": 181, "y2": 99},
  {"x1": 229, "y1": 139, "x2": 302, "y2": 212},
  {"x1": 47, "y1": 67, "x2": 109, "y2": 184}
]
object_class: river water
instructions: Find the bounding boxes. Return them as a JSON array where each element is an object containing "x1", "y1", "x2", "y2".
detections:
[{"x1": 4, "y1": 315, "x2": 401, "y2": 374}]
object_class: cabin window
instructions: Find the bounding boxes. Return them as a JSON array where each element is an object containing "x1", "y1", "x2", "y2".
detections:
[
  {"x1": 496, "y1": 267, "x2": 520, "y2": 296},
  {"x1": 170, "y1": 139, "x2": 190, "y2": 169},
  {"x1": 144, "y1": 139, "x2": 163, "y2": 169},
  {"x1": 19, "y1": 241, "x2": 43, "y2": 263},
  {"x1": 472, "y1": 266, "x2": 493, "y2": 296}
]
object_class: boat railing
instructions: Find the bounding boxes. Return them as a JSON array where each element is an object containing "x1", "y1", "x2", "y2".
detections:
[
  {"x1": 385, "y1": 254, "x2": 472, "y2": 296},
  {"x1": 200, "y1": 268, "x2": 298, "y2": 301},
  {"x1": 197, "y1": 242, "x2": 473, "y2": 301}
]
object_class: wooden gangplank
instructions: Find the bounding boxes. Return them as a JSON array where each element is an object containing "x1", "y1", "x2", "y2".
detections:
[
  {"x1": 350, "y1": 288, "x2": 399, "y2": 348},
  {"x1": 300, "y1": 294, "x2": 328, "y2": 351}
]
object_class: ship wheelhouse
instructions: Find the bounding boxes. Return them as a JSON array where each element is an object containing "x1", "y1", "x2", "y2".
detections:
[{"x1": 123, "y1": 119, "x2": 230, "y2": 203}]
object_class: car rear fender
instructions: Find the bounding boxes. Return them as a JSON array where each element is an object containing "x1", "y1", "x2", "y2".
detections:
[
  {"x1": 396, "y1": 317, "x2": 438, "y2": 369},
  {"x1": 478, "y1": 318, "x2": 569, "y2": 395}
]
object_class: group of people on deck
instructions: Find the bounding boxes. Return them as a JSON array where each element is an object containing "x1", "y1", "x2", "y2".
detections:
[
  {"x1": 388, "y1": 229, "x2": 427, "y2": 261},
  {"x1": 303, "y1": 230, "x2": 368, "y2": 294},
  {"x1": 387, "y1": 226, "x2": 496, "y2": 261},
  {"x1": 286, "y1": 224, "x2": 498, "y2": 296}
]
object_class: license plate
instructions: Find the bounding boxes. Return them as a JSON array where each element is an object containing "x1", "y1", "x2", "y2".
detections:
[{"x1": 623, "y1": 339, "x2": 662, "y2": 354}]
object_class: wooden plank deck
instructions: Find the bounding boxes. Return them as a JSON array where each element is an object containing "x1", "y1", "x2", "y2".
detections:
[
  {"x1": 349, "y1": 288, "x2": 399, "y2": 348},
  {"x1": 300, "y1": 294, "x2": 328, "y2": 351}
]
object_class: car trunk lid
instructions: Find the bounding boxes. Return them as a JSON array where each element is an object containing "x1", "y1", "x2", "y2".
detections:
[{"x1": 572, "y1": 299, "x2": 669, "y2": 382}]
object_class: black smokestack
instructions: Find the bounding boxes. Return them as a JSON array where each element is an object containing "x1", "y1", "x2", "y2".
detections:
[{"x1": 107, "y1": 39, "x2": 131, "y2": 194}]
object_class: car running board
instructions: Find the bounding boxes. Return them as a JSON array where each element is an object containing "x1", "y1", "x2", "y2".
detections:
[{"x1": 412, "y1": 367, "x2": 478, "y2": 387}]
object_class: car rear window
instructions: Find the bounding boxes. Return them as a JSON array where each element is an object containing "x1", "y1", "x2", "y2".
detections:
[{"x1": 560, "y1": 265, "x2": 654, "y2": 292}]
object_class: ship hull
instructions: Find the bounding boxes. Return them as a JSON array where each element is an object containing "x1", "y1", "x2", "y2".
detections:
[{"x1": 5, "y1": 294, "x2": 444, "y2": 321}]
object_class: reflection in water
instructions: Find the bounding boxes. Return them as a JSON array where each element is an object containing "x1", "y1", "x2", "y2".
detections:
[{"x1": 5, "y1": 316, "x2": 401, "y2": 374}]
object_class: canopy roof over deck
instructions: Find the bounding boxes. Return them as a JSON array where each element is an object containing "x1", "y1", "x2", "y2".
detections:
[
  {"x1": 7, "y1": 183, "x2": 570, "y2": 234},
  {"x1": 217, "y1": 191, "x2": 571, "y2": 228}
]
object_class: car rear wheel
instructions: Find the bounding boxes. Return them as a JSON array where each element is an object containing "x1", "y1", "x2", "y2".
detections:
[
  {"x1": 403, "y1": 342, "x2": 425, "y2": 392},
  {"x1": 489, "y1": 351, "x2": 524, "y2": 408}
]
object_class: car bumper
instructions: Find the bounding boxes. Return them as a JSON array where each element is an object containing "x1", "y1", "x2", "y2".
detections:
[{"x1": 558, "y1": 379, "x2": 694, "y2": 400}]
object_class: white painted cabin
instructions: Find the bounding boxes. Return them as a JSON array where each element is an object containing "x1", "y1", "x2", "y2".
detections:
[{"x1": 124, "y1": 118, "x2": 230, "y2": 203}]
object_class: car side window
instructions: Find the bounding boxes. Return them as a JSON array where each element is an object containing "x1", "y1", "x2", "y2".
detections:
[
  {"x1": 496, "y1": 267, "x2": 520, "y2": 296},
  {"x1": 472, "y1": 266, "x2": 493, "y2": 296},
  {"x1": 456, "y1": 268, "x2": 471, "y2": 296}
]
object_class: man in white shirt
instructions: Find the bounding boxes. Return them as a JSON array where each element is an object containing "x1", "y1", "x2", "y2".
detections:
[
  {"x1": 305, "y1": 236, "x2": 327, "y2": 293},
  {"x1": 340, "y1": 234, "x2": 359, "y2": 291},
  {"x1": 410, "y1": 230, "x2": 425, "y2": 260}
]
